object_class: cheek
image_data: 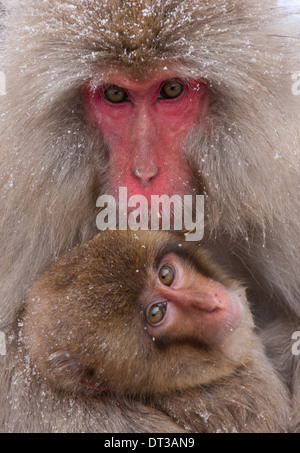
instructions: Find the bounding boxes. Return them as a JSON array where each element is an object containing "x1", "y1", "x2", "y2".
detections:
[
  {"x1": 154, "y1": 84, "x2": 207, "y2": 140},
  {"x1": 84, "y1": 89, "x2": 133, "y2": 146}
]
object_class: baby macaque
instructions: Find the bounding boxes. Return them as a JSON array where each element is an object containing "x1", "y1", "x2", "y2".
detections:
[{"x1": 19, "y1": 230, "x2": 290, "y2": 433}]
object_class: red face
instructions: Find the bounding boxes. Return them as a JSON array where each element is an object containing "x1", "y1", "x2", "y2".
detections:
[
  {"x1": 84, "y1": 71, "x2": 208, "y2": 203},
  {"x1": 144, "y1": 254, "x2": 243, "y2": 345}
]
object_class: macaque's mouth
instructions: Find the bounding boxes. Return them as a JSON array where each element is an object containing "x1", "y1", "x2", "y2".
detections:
[{"x1": 224, "y1": 296, "x2": 243, "y2": 335}]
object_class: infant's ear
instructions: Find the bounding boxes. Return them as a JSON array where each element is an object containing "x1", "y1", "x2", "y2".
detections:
[
  {"x1": 47, "y1": 349, "x2": 107, "y2": 393},
  {"x1": 47, "y1": 349, "x2": 82, "y2": 388}
]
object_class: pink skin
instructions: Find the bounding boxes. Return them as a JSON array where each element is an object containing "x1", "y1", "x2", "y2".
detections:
[
  {"x1": 145, "y1": 254, "x2": 243, "y2": 345},
  {"x1": 84, "y1": 72, "x2": 207, "y2": 204}
]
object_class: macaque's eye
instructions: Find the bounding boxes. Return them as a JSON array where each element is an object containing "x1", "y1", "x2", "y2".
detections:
[
  {"x1": 104, "y1": 85, "x2": 129, "y2": 103},
  {"x1": 147, "y1": 303, "x2": 167, "y2": 325},
  {"x1": 159, "y1": 81, "x2": 184, "y2": 100},
  {"x1": 159, "y1": 264, "x2": 175, "y2": 286}
]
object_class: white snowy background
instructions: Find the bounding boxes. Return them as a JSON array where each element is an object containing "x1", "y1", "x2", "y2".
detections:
[
  {"x1": 278, "y1": 0, "x2": 300, "y2": 9},
  {"x1": 277, "y1": 0, "x2": 300, "y2": 19}
]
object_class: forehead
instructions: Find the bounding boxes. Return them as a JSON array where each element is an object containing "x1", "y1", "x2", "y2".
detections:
[
  {"x1": 89, "y1": 63, "x2": 194, "y2": 90},
  {"x1": 86, "y1": 0, "x2": 202, "y2": 74}
]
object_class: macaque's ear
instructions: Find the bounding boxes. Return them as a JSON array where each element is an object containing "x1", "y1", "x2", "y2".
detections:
[{"x1": 47, "y1": 350, "x2": 107, "y2": 392}]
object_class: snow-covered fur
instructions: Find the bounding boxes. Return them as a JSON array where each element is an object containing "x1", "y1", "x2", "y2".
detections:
[
  {"x1": 0, "y1": 0, "x2": 299, "y2": 432},
  {"x1": 0, "y1": 1, "x2": 299, "y2": 326}
]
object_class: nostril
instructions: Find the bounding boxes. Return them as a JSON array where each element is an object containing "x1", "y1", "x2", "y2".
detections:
[{"x1": 133, "y1": 166, "x2": 159, "y2": 185}]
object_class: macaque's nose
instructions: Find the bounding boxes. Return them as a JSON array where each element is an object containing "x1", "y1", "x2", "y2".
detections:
[{"x1": 133, "y1": 166, "x2": 159, "y2": 185}]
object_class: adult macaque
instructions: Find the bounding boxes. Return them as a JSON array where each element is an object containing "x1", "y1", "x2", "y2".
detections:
[
  {"x1": 0, "y1": 231, "x2": 290, "y2": 433},
  {"x1": 0, "y1": 0, "x2": 299, "y2": 428}
]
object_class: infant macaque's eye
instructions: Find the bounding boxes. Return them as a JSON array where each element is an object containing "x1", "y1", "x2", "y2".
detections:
[
  {"x1": 159, "y1": 264, "x2": 175, "y2": 286},
  {"x1": 147, "y1": 303, "x2": 167, "y2": 325}
]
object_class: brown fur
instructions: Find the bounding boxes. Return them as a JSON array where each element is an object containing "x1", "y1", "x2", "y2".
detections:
[
  {"x1": 0, "y1": 0, "x2": 299, "y2": 431},
  {"x1": 0, "y1": 230, "x2": 290, "y2": 433}
]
